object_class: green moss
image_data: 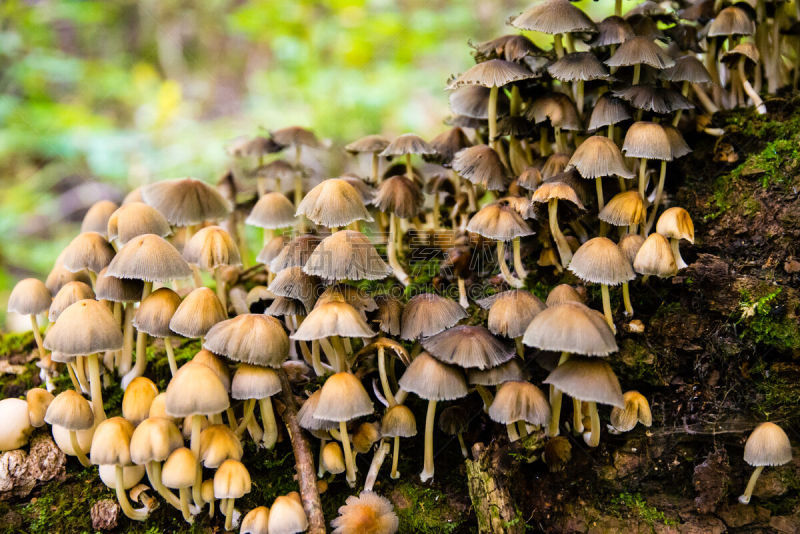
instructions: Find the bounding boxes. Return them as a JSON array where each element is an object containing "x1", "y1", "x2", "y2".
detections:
[
  {"x1": 737, "y1": 288, "x2": 800, "y2": 352},
  {"x1": 391, "y1": 481, "x2": 466, "y2": 534},
  {"x1": 749, "y1": 360, "x2": 800, "y2": 420},
  {"x1": 0, "y1": 330, "x2": 34, "y2": 357},
  {"x1": 610, "y1": 492, "x2": 678, "y2": 528}
]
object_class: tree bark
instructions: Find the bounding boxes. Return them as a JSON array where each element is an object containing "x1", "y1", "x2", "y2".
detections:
[{"x1": 465, "y1": 442, "x2": 524, "y2": 534}]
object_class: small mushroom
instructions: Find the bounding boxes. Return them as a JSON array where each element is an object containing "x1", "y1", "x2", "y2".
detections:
[
  {"x1": 331, "y1": 491, "x2": 399, "y2": 534},
  {"x1": 162, "y1": 447, "x2": 198, "y2": 523},
  {"x1": 268, "y1": 492, "x2": 309, "y2": 534},
  {"x1": 739, "y1": 422, "x2": 792, "y2": 504},
  {"x1": 438, "y1": 405, "x2": 471, "y2": 456},
  {"x1": 381, "y1": 405, "x2": 417, "y2": 479},
  {"x1": 0, "y1": 398, "x2": 35, "y2": 452},
  {"x1": 214, "y1": 459, "x2": 252, "y2": 531}
]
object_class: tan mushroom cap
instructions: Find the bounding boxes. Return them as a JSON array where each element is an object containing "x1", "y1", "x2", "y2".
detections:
[
  {"x1": 381, "y1": 404, "x2": 417, "y2": 438},
  {"x1": 161, "y1": 447, "x2": 197, "y2": 489},
  {"x1": 374, "y1": 295, "x2": 403, "y2": 336},
  {"x1": 246, "y1": 192, "x2": 296, "y2": 229},
  {"x1": 204, "y1": 314, "x2": 289, "y2": 368},
  {"x1": 130, "y1": 417, "x2": 183, "y2": 463},
  {"x1": 49, "y1": 281, "x2": 95, "y2": 322},
  {"x1": 297, "y1": 390, "x2": 337, "y2": 432},
  {"x1": 183, "y1": 225, "x2": 241, "y2": 270},
  {"x1": 522, "y1": 302, "x2": 618, "y2": 355},
  {"x1": 401, "y1": 293, "x2": 467, "y2": 340},
  {"x1": 107, "y1": 202, "x2": 171, "y2": 245},
  {"x1": 0, "y1": 399, "x2": 33, "y2": 451},
  {"x1": 268, "y1": 494, "x2": 309, "y2": 534},
  {"x1": 292, "y1": 301, "x2": 376, "y2": 340},
  {"x1": 8, "y1": 278, "x2": 51, "y2": 316},
  {"x1": 165, "y1": 362, "x2": 230, "y2": 417},
  {"x1": 588, "y1": 94, "x2": 632, "y2": 131},
  {"x1": 267, "y1": 266, "x2": 317, "y2": 312},
  {"x1": 271, "y1": 126, "x2": 321, "y2": 148},
  {"x1": 257, "y1": 235, "x2": 286, "y2": 266},
  {"x1": 227, "y1": 134, "x2": 283, "y2": 158},
  {"x1": 610, "y1": 391, "x2": 652, "y2": 432},
  {"x1": 543, "y1": 358, "x2": 624, "y2": 407},
  {"x1": 231, "y1": 364, "x2": 281, "y2": 400},
  {"x1": 44, "y1": 390, "x2": 94, "y2": 430},
  {"x1": 466, "y1": 202, "x2": 534, "y2": 242},
  {"x1": 599, "y1": 191, "x2": 645, "y2": 226},
  {"x1": 482, "y1": 290, "x2": 546, "y2": 338},
  {"x1": 569, "y1": 237, "x2": 635, "y2": 286},
  {"x1": 660, "y1": 55, "x2": 713, "y2": 84},
  {"x1": 192, "y1": 349, "x2": 232, "y2": 392},
  {"x1": 90, "y1": 416, "x2": 136, "y2": 465},
  {"x1": 510, "y1": 0, "x2": 596, "y2": 34},
  {"x1": 428, "y1": 127, "x2": 472, "y2": 164},
  {"x1": 270, "y1": 234, "x2": 321, "y2": 273},
  {"x1": 518, "y1": 166, "x2": 543, "y2": 191},
  {"x1": 548, "y1": 52, "x2": 609, "y2": 82},
  {"x1": 200, "y1": 424, "x2": 243, "y2": 468},
  {"x1": 398, "y1": 352, "x2": 468, "y2": 401},
  {"x1": 743, "y1": 422, "x2": 793, "y2": 466},
  {"x1": 618, "y1": 233, "x2": 645, "y2": 264},
  {"x1": 322, "y1": 442, "x2": 346, "y2": 475},
  {"x1": 372, "y1": 175, "x2": 424, "y2": 219},
  {"x1": 531, "y1": 181, "x2": 585, "y2": 209},
  {"x1": 255, "y1": 159, "x2": 295, "y2": 186},
  {"x1": 708, "y1": 6, "x2": 755, "y2": 37},
  {"x1": 346, "y1": 134, "x2": 390, "y2": 154},
  {"x1": 61, "y1": 232, "x2": 116, "y2": 274},
  {"x1": 605, "y1": 36, "x2": 674, "y2": 69},
  {"x1": 489, "y1": 381, "x2": 551, "y2": 426},
  {"x1": 468, "y1": 358, "x2": 526, "y2": 386},
  {"x1": 568, "y1": 136, "x2": 634, "y2": 179},
  {"x1": 44, "y1": 299, "x2": 122, "y2": 355},
  {"x1": 81, "y1": 200, "x2": 118, "y2": 237},
  {"x1": 95, "y1": 267, "x2": 144, "y2": 303},
  {"x1": 633, "y1": 233, "x2": 677, "y2": 277},
  {"x1": 214, "y1": 459, "x2": 251, "y2": 499},
  {"x1": 26, "y1": 388, "x2": 54, "y2": 428},
  {"x1": 303, "y1": 230, "x2": 391, "y2": 281},
  {"x1": 656, "y1": 207, "x2": 695, "y2": 243},
  {"x1": 379, "y1": 133, "x2": 435, "y2": 157},
  {"x1": 297, "y1": 178, "x2": 373, "y2": 227},
  {"x1": 447, "y1": 59, "x2": 534, "y2": 91},
  {"x1": 590, "y1": 15, "x2": 635, "y2": 47},
  {"x1": 528, "y1": 93, "x2": 581, "y2": 131},
  {"x1": 545, "y1": 284, "x2": 584, "y2": 306},
  {"x1": 622, "y1": 122, "x2": 673, "y2": 160},
  {"x1": 421, "y1": 325, "x2": 515, "y2": 370},
  {"x1": 142, "y1": 178, "x2": 231, "y2": 226},
  {"x1": 265, "y1": 296, "x2": 307, "y2": 318},
  {"x1": 45, "y1": 253, "x2": 93, "y2": 295},
  {"x1": 241, "y1": 506, "x2": 270, "y2": 534},
  {"x1": 133, "y1": 288, "x2": 181, "y2": 338},
  {"x1": 107, "y1": 234, "x2": 191, "y2": 282},
  {"x1": 122, "y1": 377, "x2": 159, "y2": 425},
  {"x1": 452, "y1": 145, "x2": 509, "y2": 191},
  {"x1": 169, "y1": 287, "x2": 226, "y2": 338},
  {"x1": 353, "y1": 422, "x2": 382, "y2": 454},
  {"x1": 449, "y1": 85, "x2": 509, "y2": 120},
  {"x1": 663, "y1": 126, "x2": 691, "y2": 159},
  {"x1": 331, "y1": 491, "x2": 399, "y2": 534},
  {"x1": 314, "y1": 372, "x2": 374, "y2": 422}
]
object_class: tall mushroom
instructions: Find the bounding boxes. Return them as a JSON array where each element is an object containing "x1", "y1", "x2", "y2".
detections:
[
  {"x1": 739, "y1": 422, "x2": 793, "y2": 504},
  {"x1": 530, "y1": 181, "x2": 585, "y2": 268}
]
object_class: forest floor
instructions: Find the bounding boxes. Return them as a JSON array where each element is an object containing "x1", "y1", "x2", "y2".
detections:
[{"x1": 1, "y1": 100, "x2": 799, "y2": 533}]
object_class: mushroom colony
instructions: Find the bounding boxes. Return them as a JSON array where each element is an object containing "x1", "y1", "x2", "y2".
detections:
[{"x1": 2, "y1": 0, "x2": 796, "y2": 532}]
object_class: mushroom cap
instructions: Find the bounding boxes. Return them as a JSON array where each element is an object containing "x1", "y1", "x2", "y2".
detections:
[
  {"x1": 241, "y1": 506, "x2": 271, "y2": 534},
  {"x1": 107, "y1": 202, "x2": 172, "y2": 245},
  {"x1": 257, "y1": 235, "x2": 287, "y2": 266},
  {"x1": 292, "y1": 301, "x2": 376, "y2": 340},
  {"x1": 372, "y1": 175, "x2": 424, "y2": 219},
  {"x1": 618, "y1": 233, "x2": 645, "y2": 264},
  {"x1": 352, "y1": 422, "x2": 382, "y2": 454},
  {"x1": 374, "y1": 295, "x2": 403, "y2": 336},
  {"x1": 61, "y1": 232, "x2": 116, "y2": 274},
  {"x1": 98, "y1": 464, "x2": 145, "y2": 490},
  {"x1": 569, "y1": 237, "x2": 636, "y2": 286},
  {"x1": 589, "y1": 15, "x2": 635, "y2": 47},
  {"x1": 231, "y1": 364, "x2": 281, "y2": 400},
  {"x1": 95, "y1": 267, "x2": 144, "y2": 303},
  {"x1": 0, "y1": 402, "x2": 32, "y2": 451},
  {"x1": 268, "y1": 494, "x2": 309, "y2": 534},
  {"x1": 246, "y1": 192, "x2": 296, "y2": 230},
  {"x1": 622, "y1": 122, "x2": 673, "y2": 160},
  {"x1": 605, "y1": 36, "x2": 674, "y2": 69},
  {"x1": 314, "y1": 372, "x2": 374, "y2": 422},
  {"x1": 660, "y1": 55, "x2": 713, "y2": 84},
  {"x1": 303, "y1": 230, "x2": 391, "y2": 281},
  {"x1": 381, "y1": 404, "x2": 417, "y2": 438},
  {"x1": 633, "y1": 233, "x2": 677, "y2": 277},
  {"x1": 49, "y1": 281, "x2": 96, "y2": 322},
  {"x1": 297, "y1": 179, "x2": 373, "y2": 227},
  {"x1": 297, "y1": 390, "x2": 337, "y2": 432},
  {"x1": 522, "y1": 302, "x2": 618, "y2": 355},
  {"x1": 8, "y1": 278, "x2": 51, "y2": 316},
  {"x1": 133, "y1": 288, "x2": 181, "y2": 338},
  {"x1": 743, "y1": 422, "x2": 793, "y2": 467},
  {"x1": 721, "y1": 42, "x2": 760, "y2": 65},
  {"x1": 169, "y1": 287, "x2": 226, "y2": 338},
  {"x1": 204, "y1": 314, "x2": 289, "y2": 368},
  {"x1": 468, "y1": 358, "x2": 527, "y2": 386},
  {"x1": 398, "y1": 352, "x2": 468, "y2": 401},
  {"x1": 81, "y1": 200, "x2": 119, "y2": 237},
  {"x1": 528, "y1": 93, "x2": 582, "y2": 131},
  {"x1": 268, "y1": 266, "x2": 317, "y2": 312},
  {"x1": 541, "y1": 153, "x2": 571, "y2": 178},
  {"x1": 438, "y1": 405, "x2": 470, "y2": 435},
  {"x1": 428, "y1": 127, "x2": 473, "y2": 165},
  {"x1": 271, "y1": 126, "x2": 321, "y2": 148},
  {"x1": 227, "y1": 135, "x2": 284, "y2": 158},
  {"x1": 165, "y1": 362, "x2": 230, "y2": 417},
  {"x1": 447, "y1": 59, "x2": 534, "y2": 90},
  {"x1": 346, "y1": 134, "x2": 390, "y2": 154},
  {"x1": 130, "y1": 417, "x2": 183, "y2": 464},
  {"x1": 452, "y1": 145, "x2": 509, "y2": 191},
  {"x1": 26, "y1": 388, "x2": 54, "y2": 428},
  {"x1": 340, "y1": 175, "x2": 376, "y2": 203},
  {"x1": 656, "y1": 207, "x2": 694, "y2": 243},
  {"x1": 449, "y1": 86, "x2": 509, "y2": 120},
  {"x1": 472, "y1": 33, "x2": 544, "y2": 62},
  {"x1": 489, "y1": 381, "x2": 551, "y2": 426},
  {"x1": 548, "y1": 52, "x2": 609, "y2": 82},
  {"x1": 321, "y1": 442, "x2": 346, "y2": 474},
  {"x1": 480, "y1": 290, "x2": 546, "y2": 338},
  {"x1": 142, "y1": 178, "x2": 231, "y2": 226},
  {"x1": 708, "y1": 6, "x2": 755, "y2": 37},
  {"x1": 266, "y1": 296, "x2": 308, "y2": 318},
  {"x1": 90, "y1": 416, "x2": 135, "y2": 466},
  {"x1": 183, "y1": 225, "x2": 242, "y2": 270},
  {"x1": 466, "y1": 202, "x2": 534, "y2": 241},
  {"x1": 599, "y1": 191, "x2": 645, "y2": 226},
  {"x1": 613, "y1": 85, "x2": 693, "y2": 114},
  {"x1": 270, "y1": 234, "x2": 321, "y2": 273},
  {"x1": 663, "y1": 126, "x2": 691, "y2": 159},
  {"x1": 379, "y1": 133, "x2": 435, "y2": 157},
  {"x1": 546, "y1": 284, "x2": 584, "y2": 306},
  {"x1": 122, "y1": 376, "x2": 159, "y2": 425},
  {"x1": 161, "y1": 447, "x2": 197, "y2": 489},
  {"x1": 200, "y1": 424, "x2": 243, "y2": 468},
  {"x1": 107, "y1": 234, "x2": 191, "y2": 282},
  {"x1": 517, "y1": 166, "x2": 543, "y2": 191},
  {"x1": 568, "y1": 136, "x2": 634, "y2": 179},
  {"x1": 214, "y1": 459, "x2": 251, "y2": 499},
  {"x1": 45, "y1": 254, "x2": 93, "y2": 295},
  {"x1": 510, "y1": 0, "x2": 596, "y2": 34},
  {"x1": 610, "y1": 391, "x2": 652, "y2": 432},
  {"x1": 422, "y1": 325, "x2": 515, "y2": 370},
  {"x1": 531, "y1": 181, "x2": 585, "y2": 209},
  {"x1": 588, "y1": 94, "x2": 632, "y2": 131},
  {"x1": 43, "y1": 390, "x2": 94, "y2": 431},
  {"x1": 331, "y1": 491, "x2": 399, "y2": 534},
  {"x1": 400, "y1": 293, "x2": 466, "y2": 340},
  {"x1": 44, "y1": 299, "x2": 123, "y2": 355},
  {"x1": 543, "y1": 358, "x2": 624, "y2": 407},
  {"x1": 192, "y1": 349, "x2": 232, "y2": 392},
  {"x1": 254, "y1": 159, "x2": 296, "y2": 184}
]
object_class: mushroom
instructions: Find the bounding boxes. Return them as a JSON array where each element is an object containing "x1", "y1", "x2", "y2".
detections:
[
  {"x1": 26, "y1": 388, "x2": 54, "y2": 428},
  {"x1": 422, "y1": 325, "x2": 515, "y2": 371},
  {"x1": 739, "y1": 422, "x2": 793, "y2": 504},
  {"x1": 183, "y1": 225, "x2": 241, "y2": 313},
  {"x1": 45, "y1": 251, "x2": 93, "y2": 296},
  {"x1": 610, "y1": 391, "x2": 652, "y2": 432},
  {"x1": 547, "y1": 52, "x2": 609, "y2": 115},
  {"x1": 545, "y1": 284, "x2": 584, "y2": 307},
  {"x1": 231, "y1": 364, "x2": 282, "y2": 448},
  {"x1": 451, "y1": 144, "x2": 509, "y2": 195},
  {"x1": 271, "y1": 234, "x2": 322, "y2": 273},
  {"x1": 510, "y1": 0, "x2": 596, "y2": 58},
  {"x1": 599, "y1": 190, "x2": 645, "y2": 234},
  {"x1": 133, "y1": 288, "x2": 181, "y2": 376},
  {"x1": 141, "y1": 177, "x2": 231, "y2": 229},
  {"x1": 488, "y1": 381, "x2": 550, "y2": 441},
  {"x1": 480, "y1": 289, "x2": 546, "y2": 357},
  {"x1": 379, "y1": 134, "x2": 435, "y2": 185},
  {"x1": 706, "y1": 6, "x2": 756, "y2": 99},
  {"x1": 297, "y1": 389, "x2": 338, "y2": 478},
  {"x1": 7, "y1": 278, "x2": 51, "y2": 382},
  {"x1": 466, "y1": 201, "x2": 534, "y2": 287},
  {"x1": 169, "y1": 287, "x2": 226, "y2": 344},
  {"x1": 633, "y1": 233, "x2": 678, "y2": 279},
  {"x1": 588, "y1": 94, "x2": 632, "y2": 145},
  {"x1": 400, "y1": 293, "x2": 467, "y2": 343},
  {"x1": 321, "y1": 441, "x2": 347, "y2": 478},
  {"x1": 530, "y1": 181, "x2": 585, "y2": 268},
  {"x1": 528, "y1": 94, "x2": 581, "y2": 154},
  {"x1": 49, "y1": 281, "x2": 95, "y2": 323},
  {"x1": 162, "y1": 447, "x2": 198, "y2": 523},
  {"x1": 241, "y1": 505, "x2": 270, "y2": 534},
  {"x1": 381, "y1": 404, "x2": 417, "y2": 479},
  {"x1": 246, "y1": 192, "x2": 296, "y2": 247},
  {"x1": 214, "y1": 458, "x2": 252, "y2": 531},
  {"x1": 568, "y1": 135, "x2": 633, "y2": 215},
  {"x1": 656, "y1": 207, "x2": 694, "y2": 270},
  {"x1": 60, "y1": 231, "x2": 116, "y2": 287},
  {"x1": 618, "y1": 233, "x2": 645, "y2": 316},
  {"x1": 345, "y1": 135, "x2": 391, "y2": 184},
  {"x1": 130, "y1": 416, "x2": 184, "y2": 511},
  {"x1": 81, "y1": 200, "x2": 118, "y2": 237},
  {"x1": 331, "y1": 491, "x2": 399, "y2": 534},
  {"x1": 107, "y1": 202, "x2": 172, "y2": 246},
  {"x1": 373, "y1": 295, "x2": 403, "y2": 337},
  {"x1": 398, "y1": 352, "x2": 468, "y2": 482},
  {"x1": 0, "y1": 398, "x2": 34, "y2": 452},
  {"x1": 372, "y1": 175, "x2": 424, "y2": 285},
  {"x1": 621, "y1": 122, "x2": 673, "y2": 226},
  {"x1": 122, "y1": 377, "x2": 159, "y2": 425},
  {"x1": 253, "y1": 159, "x2": 295, "y2": 198},
  {"x1": 354, "y1": 338, "x2": 410, "y2": 407},
  {"x1": 438, "y1": 405, "x2": 471, "y2": 456},
  {"x1": 268, "y1": 493, "x2": 309, "y2": 534},
  {"x1": 605, "y1": 35, "x2": 674, "y2": 87},
  {"x1": 95, "y1": 268, "x2": 143, "y2": 377},
  {"x1": 302, "y1": 230, "x2": 392, "y2": 282},
  {"x1": 643, "y1": 125, "x2": 691, "y2": 234},
  {"x1": 467, "y1": 359, "x2": 527, "y2": 410},
  {"x1": 270, "y1": 126, "x2": 321, "y2": 216},
  {"x1": 297, "y1": 178, "x2": 374, "y2": 232}
]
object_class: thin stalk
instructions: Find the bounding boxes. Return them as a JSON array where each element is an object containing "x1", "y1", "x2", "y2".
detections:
[
  {"x1": 637, "y1": 158, "x2": 648, "y2": 199},
  {"x1": 75, "y1": 356, "x2": 89, "y2": 393},
  {"x1": 190, "y1": 415, "x2": 205, "y2": 509},
  {"x1": 128, "y1": 281, "x2": 153, "y2": 387},
  {"x1": 553, "y1": 33, "x2": 565, "y2": 58},
  {"x1": 87, "y1": 354, "x2": 106, "y2": 421},
  {"x1": 587, "y1": 401, "x2": 601, "y2": 447},
  {"x1": 670, "y1": 237, "x2": 688, "y2": 270},
  {"x1": 405, "y1": 154, "x2": 414, "y2": 184},
  {"x1": 387, "y1": 213, "x2": 410, "y2": 285},
  {"x1": 488, "y1": 85, "x2": 499, "y2": 151},
  {"x1": 148, "y1": 461, "x2": 182, "y2": 511},
  {"x1": 517, "y1": 421, "x2": 528, "y2": 438},
  {"x1": 340, "y1": 420, "x2": 357, "y2": 487},
  {"x1": 164, "y1": 338, "x2": 177, "y2": 376},
  {"x1": 622, "y1": 282, "x2": 634, "y2": 316},
  {"x1": 512, "y1": 237, "x2": 527, "y2": 282},
  {"x1": 311, "y1": 340, "x2": 324, "y2": 376},
  {"x1": 615, "y1": 0, "x2": 622, "y2": 16},
  {"x1": 116, "y1": 465, "x2": 148, "y2": 521},
  {"x1": 371, "y1": 153, "x2": 380, "y2": 184},
  {"x1": 179, "y1": 487, "x2": 193, "y2": 523},
  {"x1": 632, "y1": 64, "x2": 641, "y2": 85},
  {"x1": 377, "y1": 347, "x2": 396, "y2": 406},
  {"x1": 66, "y1": 362, "x2": 81, "y2": 392},
  {"x1": 739, "y1": 58, "x2": 767, "y2": 114},
  {"x1": 457, "y1": 277, "x2": 468, "y2": 309},
  {"x1": 391, "y1": 436, "x2": 402, "y2": 479},
  {"x1": 70, "y1": 430, "x2": 91, "y2": 467},
  {"x1": 120, "y1": 303, "x2": 134, "y2": 375},
  {"x1": 260, "y1": 397, "x2": 278, "y2": 449},
  {"x1": 224, "y1": 497, "x2": 235, "y2": 531},
  {"x1": 548, "y1": 199, "x2": 572, "y2": 268},
  {"x1": 600, "y1": 284, "x2": 616, "y2": 333},
  {"x1": 573, "y1": 398, "x2": 584, "y2": 433},
  {"x1": 214, "y1": 268, "x2": 227, "y2": 318},
  {"x1": 739, "y1": 466, "x2": 764, "y2": 504},
  {"x1": 30, "y1": 314, "x2": 46, "y2": 360},
  {"x1": 515, "y1": 337, "x2": 524, "y2": 359},
  {"x1": 475, "y1": 385, "x2": 494, "y2": 411},
  {"x1": 235, "y1": 399, "x2": 257, "y2": 437},
  {"x1": 420, "y1": 400, "x2": 437, "y2": 482},
  {"x1": 457, "y1": 433, "x2": 469, "y2": 457},
  {"x1": 506, "y1": 423, "x2": 520, "y2": 442},
  {"x1": 595, "y1": 177, "x2": 605, "y2": 212},
  {"x1": 496, "y1": 240, "x2": 524, "y2": 288},
  {"x1": 548, "y1": 352, "x2": 570, "y2": 437},
  {"x1": 643, "y1": 160, "x2": 668, "y2": 235}
]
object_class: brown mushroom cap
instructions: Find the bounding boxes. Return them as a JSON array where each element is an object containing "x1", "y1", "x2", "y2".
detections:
[
  {"x1": 169, "y1": 287, "x2": 226, "y2": 338},
  {"x1": 107, "y1": 202, "x2": 172, "y2": 245},
  {"x1": 398, "y1": 352, "x2": 468, "y2": 401},
  {"x1": 45, "y1": 253, "x2": 93, "y2": 295},
  {"x1": 130, "y1": 417, "x2": 183, "y2": 463},
  {"x1": 481, "y1": 290, "x2": 546, "y2": 338},
  {"x1": 467, "y1": 358, "x2": 527, "y2": 386},
  {"x1": 49, "y1": 281, "x2": 96, "y2": 322},
  {"x1": 613, "y1": 85, "x2": 693, "y2": 114},
  {"x1": 297, "y1": 179, "x2": 373, "y2": 227},
  {"x1": 545, "y1": 284, "x2": 584, "y2": 306},
  {"x1": 528, "y1": 93, "x2": 581, "y2": 131},
  {"x1": 257, "y1": 235, "x2": 286, "y2": 267},
  {"x1": 267, "y1": 266, "x2": 317, "y2": 312},
  {"x1": 522, "y1": 302, "x2": 618, "y2": 355},
  {"x1": 241, "y1": 506, "x2": 270, "y2": 534},
  {"x1": 231, "y1": 364, "x2": 281, "y2": 400},
  {"x1": 569, "y1": 237, "x2": 636, "y2": 286},
  {"x1": 428, "y1": 127, "x2": 472, "y2": 165},
  {"x1": 214, "y1": 459, "x2": 251, "y2": 499},
  {"x1": 373, "y1": 295, "x2": 403, "y2": 336},
  {"x1": 204, "y1": 314, "x2": 289, "y2": 368},
  {"x1": 90, "y1": 416, "x2": 135, "y2": 466},
  {"x1": 379, "y1": 134, "x2": 435, "y2": 157},
  {"x1": 531, "y1": 181, "x2": 585, "y2": 210},
  {"x1": 292, "y1": 301, "x2": 376, "y2": 340},
  {"x1": 400, "y1": 293, "x2": 467, "y2": 340},
  {"x1": 254, "y1": 159, "x2": 295, "y2": 187},
  {"x1": 422, "y1": 325, "x2": 515, "y2": 370},
  {"x1": 44, "y1": 299, "x2": 123, "y2": 355},
  {"x1": 449, "y1": 86, "x2": 509, "y2": 120},
  {"x1": 610, "y1": 391, "x2": 652, "y2": 432},
  {"x1": 660, "y1": 55, "x2": 713, "y2": 84},
  {"x1": 95, "y1": 268, "x2": 144, "y2": 303},
  {"x1": 548, "y1": 52, "x2": 609, "y2": 82},
  {"x1": 107, "y1": 234, "x2": 191, "y2": 282},
  {"x1": 165, "y1": 362, "x2": 230, "y2": 417},
  {"x1": 345, "y1": 134, "x2": 390, "y2": 154},
  {"x1": 122, "y1": 377, "x2": 159, "y2": 425},
  {"x1": 589, "y1": 15, "x2": 635, "y2": 47},
  {"x1": 543, "y1": 357, "x2": 624, "y2": 407},
  {"x1": 271, "y1": 126, "x2": 321, "y2": 149},
  {"x1": 618, "y1": 233, "x2": 645, "y2": 264},
  {"x1": 270, "y1": 234, "x2": 321, "y2": 273},
  {"x1": 133, "y1": 288, "x2": 180, "y2": 338},
  {"x1": 599, "y1": 191, "x2": 645, "y2": 226},
  {"x1": 44, "y1": 390, "x2": 94, "y2": 430},
  {"x1": 510, "y1": 0, "x2": 596, "y2": 34},
  {"x1": 452, "y1": 145, "x2": 509, "y2": 191},
  {"x1": 142, "y1": 178, "x2": 231, "y2": 226},
  {"x1": 161, "y1": 447, "x2": 197, "y2": 489},
  {"x1": 605, "y1": 36, "x2": 674, "y2": 69},
  {"x1": 26, "y1": 388, "x2": 54, "y2": 428},
  {"x1": 8, "y1": 278, "x2": 51, "y2": 316},
  {"x1": 61, "y1": 232, "x2": 116, "y2": 274},
  {"x1": 622, "y1": 122, "x2": 673, "y2": 160},
  {"x1": 372, "y1": 175, "x2": 424, "y2": 219},
  {"x1": 315, "y1": 284, "x2": 376, "y2": 316},
  {"x1": 743, "y1": 422, "x2": 793, "y2": 467},
  {"x1": 81, "y1": 200, "x2": 119, "y2": 237},
  {"x1": 192, "y1": 349, "x2": 232, "y2": 392},
  {"x1": 200, "y1": 424, "x2": 243, "y2": 467},
  {"x1": 246, "y1": 192, "x2": 296, "y2": 229},
  {"x1": 183, "y1": 225, "x2": 242, "y2": 270},
  {"x1": 708, "y1": 6, "x2": 755, "y2": 37},
  {"x1": 314, "y1": 372, "x2": 374, "y2": 422},
  {"x1": 489, "y1": 381, "x2": 551, "y2": 426},
  {"x1": 297, "y1": 390, "x2": 337, "y2": 432},
  {"x1": 656, "y1": 207, "x2": 694, "y2": 243},
  {"x1": 381, "y1": 404, "x2": 417, "y2": 438},
  {"x1": 633, "y1": 233, "x2": 677, "y2": 277},
  {"x1": 663, "y1": 126, "x2": 691, "y2": 159},
  {"x1": 569, "y1": 136, "x2": 634, "y2": 179},
  {"x1": 466, "y1": 201, "x2": 534, "y2": 242},
  {"x1": 303, "y1": 230, "x2": 391, "y2": 281},
  {"x1": 265, "y1": 296, "x2": 307, "y2": 318},
  {"x1": 588, "y1": 94, "x2": 632, "y2": 131}
]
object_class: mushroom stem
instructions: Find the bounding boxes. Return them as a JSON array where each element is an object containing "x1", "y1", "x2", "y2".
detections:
[
  {"x1": 69, "y1": 430, "x2": 91, "y2": 467},
  {"x1": 739, "y1": 58, "x2": 767, "y2": 114},
  {"x1": 120, "y1": 303, "x2": 134, "y2": 375},
  {"x1": 29, "y1": 314, "x2": 46, "y2": 360},
  {"x1": 365, "y1": 439, "x2": 390, "y2": 492},
  {"x1": 572, "y1": 398, "x2": 584, "y2": 434},
  {"x1": 637, "y1": 158, "x2": 648, "y2": 200},
  {"x1": 224, "y1": 497, "x2": 236, "y2": 531},
  {"x1": 388, "y1": 213, "x2": 410, "y2": 286},
  {"x1": 622, "y1": 282, "x2": 634, "y2": 316},
  {"x1": 208, "y1": 494, "x2": 215, "y2": 518},
  {"x1": 318, "y1": 438, "x2": 327, "y2": 478},
  {"x1": 310, "y1": 340, "x2": 325, "y2": 377},
  {"x1": 553, "y1": 33, "x2": 565, "y2": 58},
  {"x1": 390, "y1": 436, "x2": 402, "y2": 479},
  {"x1": 147, "y1": 461, "x2": 182, "y2": 511},
  {"x1": 420, "y1": 400, "x2": 437, "y2": 482},
  {"x1": 214, "y1": 268, "x2": 228, "y2": 318},
  {"x1": 739, "y1": 465, "x2": 764, "y2": 504},
  {"x1": 235, "y1": 399, "x2": 257, "y2": 437},
  {"x1": 87, "y1": 353, "x2": 106, "y2": 422},
  {"x1": 632, "y1": 64, "x2": 641, "y2": 85},
  {"x1": 319, "y1": 338, "x2": 339, "y2": 371},
  {"x1": 488, "y1": 85, "x2": 499, "y2": 150},
  {"x1": 457, "y1": 433, "x2": 469, "y2": 457},
  {"x1": 259, "y1": 397, "x2": 278, "y2": 449},
  {"x1": 496, "y1": 240, "x2": 524, "y2": 288},
  {"x1": 330, "y1": 336, "x2": 349, "y2": 372},
  {"x1": 371, "y1": 153, "x2": 380, "y2": 184},
  {"x1": 128, "y1": 281, "x2": 153, "y2": 387},
  {"x1": 457, "y1": 277, "x2": 469, "y2": 309},
  {"x1": 66, "y1": 362, "x2": 82, "y2": 393},
  {"x1": 432, "y1": 191, "x2": 440, "y2": 233},
  {"x1": 517, "y1": 421, "x2": 528, "y2": 438},
  {"x1": 512, "y1": 237, "x2": 527, "y2": 281},
  {"x1": 515, "y1": 337, "x2": 524, "y2": 359},
  {"x1": 506, "y1": 423, "x2": 520, "y2": 442},
  {"x1": 475, "y1": 385, "x2": 494, "y2": 411},
  {"x1": 75, "y1": 357, "x2": 89, "y2": 393},
  {"x1": 190, "y1": 415, "x2": 205, "y2": 508},
  {"x1": 600, "y1": 284, "x2": 616, "y2": 333},
  {"x1": 691, "y1": 83, "x2": 719, "y2": 115},
  {"x1": 643, "y1": 161, "x2": 668, "y2": 236},
  {"x1": 164, "y1": 338, "x2": 177, "y2": 376},
  {"x1": 378, "y1": 346, "x2": 396, "y2": 406},
  {"x1": 670, "y1": 237, "x2": 688, "y2": 270},
  {"x1": 116, "y1": 465, "x2": 148, "y2": 521},
  {"x1": 178, "y1": 487, "x2": 193, "y2": 524},
  {"x1": 548, "y1": 199, "x2": 573, "y2": 268},
  {"x1": 587, "y1": 401, "x2": 601, "y2": 447},
  {"x1": 340, "y1": 420, "x2": 357, "y2": 487},
  {"x1": 548, "y1": 352, "x2": 570, "y2": 437},
  {"x1": 575, "y1": 80, "x2": 585, "y2": 116},
  {"x1": 595, "y1": 177, "x2": 605, "y2": 212},
  {"x1": 405, "y1": 153, "x2": 414, "y2": 184},
  {"x1": 615, "y1": 0, "x2": 622, "y2": 16}
]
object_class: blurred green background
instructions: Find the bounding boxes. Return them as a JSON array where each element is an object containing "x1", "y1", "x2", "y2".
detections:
[{"x1": 0, "y1": 0, "x2": 610, "y2": 327}]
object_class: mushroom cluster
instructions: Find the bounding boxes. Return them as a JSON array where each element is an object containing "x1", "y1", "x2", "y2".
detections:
[{"x1": 3, "y1": 0, "x2": 796, "y2": 530}]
